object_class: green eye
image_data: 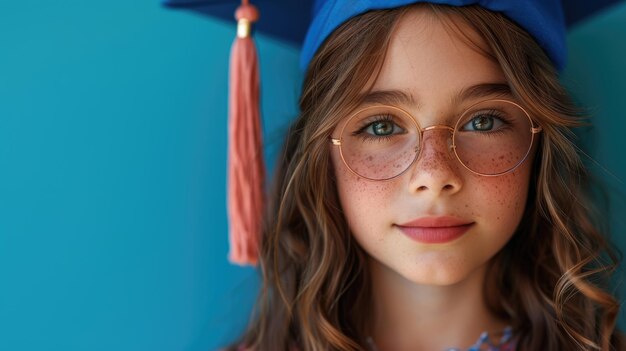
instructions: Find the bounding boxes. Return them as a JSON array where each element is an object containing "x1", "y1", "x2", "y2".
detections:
[
  {"x1": 462, "y1": 114, "x2": 505, "y2": 132},
  {"x1": 351, "y1": 113, "x2": 408, "y2": 141},
  {"x1": 371, "y1": 121, "x2": 395, "y2": 135},
  {"x1": 472, "y1": 115, "x2": 494, "y2": 130}
]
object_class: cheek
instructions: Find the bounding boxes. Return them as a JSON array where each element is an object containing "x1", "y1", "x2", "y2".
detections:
[
  {"x1": 472, "y1": 168, "x2": 530, "y2": 228},
  {"x1": 332, "y1": 151, "x2": 395, "y2": 229}
]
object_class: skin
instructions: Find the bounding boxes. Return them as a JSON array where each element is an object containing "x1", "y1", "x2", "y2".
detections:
[{"x1": 330, "y1": 8, "x2": 536, "y2": 351}]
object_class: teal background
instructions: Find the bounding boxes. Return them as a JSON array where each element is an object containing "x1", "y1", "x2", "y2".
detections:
[
  {"x1": 0, "y1": 1, "x2": 623, "y2": 350},
  {"x1": 561, "y1": 1, "x2": 626, "y2": 332}
]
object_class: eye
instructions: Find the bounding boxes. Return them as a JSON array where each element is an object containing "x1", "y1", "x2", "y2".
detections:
[
  {"x1": 461, "y1": 112, "x2": 506, "y2": 132},
  {"x1": 357, "y1": 115, "x2": 406, "y2": 137},
  {"x1": 367, "y1": 120, "x2": 399, "y2": 136}
]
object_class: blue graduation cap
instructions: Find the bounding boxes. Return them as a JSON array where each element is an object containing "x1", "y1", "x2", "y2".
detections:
[
  {"x1": 160, "y1": 0, "x2": 622, "y2": 267},
  {"x1": 163, "y1": 0, "x2": 625, "y2": 72}
]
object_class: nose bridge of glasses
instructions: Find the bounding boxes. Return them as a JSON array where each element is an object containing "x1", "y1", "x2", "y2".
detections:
[
  {"x1": 420, "y1": 125, "x2": 455, "y2": 152},
  {"x1": 422, "y1": 125, "x2": 454, "y2": 133}
]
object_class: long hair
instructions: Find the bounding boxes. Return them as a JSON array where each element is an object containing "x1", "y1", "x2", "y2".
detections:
[{"x1": 226, "y1": 4, "x2": 623, "y2": 351}]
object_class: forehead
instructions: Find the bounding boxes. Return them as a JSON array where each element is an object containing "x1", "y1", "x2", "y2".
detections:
[{"x1": 373, "y1": 7, "x2": 506, "y2": 105}]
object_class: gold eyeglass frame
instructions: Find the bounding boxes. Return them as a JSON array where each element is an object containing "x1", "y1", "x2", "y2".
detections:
[{"x1": 330, "y1": 99, "x2": 543, "y2": 181}]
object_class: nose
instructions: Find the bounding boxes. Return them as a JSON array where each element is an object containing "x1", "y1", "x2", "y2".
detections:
[{"x1": 407, "y1": 127, "x2": 463, "y2": 196}]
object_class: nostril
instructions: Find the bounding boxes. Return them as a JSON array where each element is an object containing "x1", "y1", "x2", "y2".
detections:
[{"x1": 443, "y1": 184, "x2": 454, "y2": 191}]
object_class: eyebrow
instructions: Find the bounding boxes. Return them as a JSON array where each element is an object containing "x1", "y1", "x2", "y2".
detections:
[{"x1": 359, "y1": 83, "x2": 513, "y2": 108}]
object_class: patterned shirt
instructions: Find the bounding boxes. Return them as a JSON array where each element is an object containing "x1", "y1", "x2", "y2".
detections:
[
  {"x1": 365, "y1": 326, "x2": 516, "y2": 351},
  {"x1": 237, "y1": 326, "x2": 517, "y2": 351}
]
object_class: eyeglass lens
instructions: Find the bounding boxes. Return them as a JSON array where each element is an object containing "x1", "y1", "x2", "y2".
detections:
[{"x1": 338, "y1": 100, "x2": 535, "y2": 180}]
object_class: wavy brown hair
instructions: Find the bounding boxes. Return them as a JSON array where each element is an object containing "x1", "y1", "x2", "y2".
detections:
[{"x1": 225, "y1": 4, "x2": 624, "y2": 351}]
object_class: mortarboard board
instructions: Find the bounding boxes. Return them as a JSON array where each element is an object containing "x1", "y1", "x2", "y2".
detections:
[
  {"x1": 163, "y1": 0, "x2": 625, "y2": 71},
  {"x1": 160, "y1": 0, "x2": 624, "y2": 266}
]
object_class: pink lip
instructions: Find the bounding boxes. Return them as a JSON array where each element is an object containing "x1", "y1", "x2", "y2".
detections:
[{"x1": 396, "y1": 216, "x2": 474, "y2": 244}]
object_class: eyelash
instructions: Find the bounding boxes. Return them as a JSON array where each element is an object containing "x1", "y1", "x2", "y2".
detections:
[
  {"x1": 347, "y1": 109, "x2": 515, "y2": 143},
  {"x1": 463, "y1": 109, "x2": 514, "y2": 134},
  {"x1": 351, "y1": 114, "x2": 402, "y2": 142}
]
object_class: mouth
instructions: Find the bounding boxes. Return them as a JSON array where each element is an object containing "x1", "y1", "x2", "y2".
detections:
[{"x1": 395, "y1": 216, "x2": 474, "y2": 244}]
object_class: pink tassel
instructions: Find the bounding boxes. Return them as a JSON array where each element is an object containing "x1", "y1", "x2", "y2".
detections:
[{"x1": 227, "y1": 1, "x2": 264, "y2": 266}]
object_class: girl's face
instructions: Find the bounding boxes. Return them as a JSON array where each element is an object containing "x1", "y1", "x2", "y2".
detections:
[{"x1": 331, "y1": 9, "x2": 534, "y2": 286}]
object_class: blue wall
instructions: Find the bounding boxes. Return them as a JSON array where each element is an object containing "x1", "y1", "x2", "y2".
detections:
[
  {"x1": 0, "y1": 1, "x2": 623, "y2": 350},
  {"x1": 561, "y1": 1, "x2": 626, "y2": 330},
  {"x1": 0, "y1": 1, "x2": 300, "y2": 350}
]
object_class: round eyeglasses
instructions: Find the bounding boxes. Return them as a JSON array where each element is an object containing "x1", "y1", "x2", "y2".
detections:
[{"x1": 330, "y1": 99, "x2": 542, "y2": 181}]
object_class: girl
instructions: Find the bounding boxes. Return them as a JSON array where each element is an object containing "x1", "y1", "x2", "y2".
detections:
[{"x1": 226, "y1": 2, "x2": 624, "y2": 350}]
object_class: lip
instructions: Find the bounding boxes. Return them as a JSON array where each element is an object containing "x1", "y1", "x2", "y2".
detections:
[{"x1": 395, "y1": 216, "x2": 474, "y2": 244}]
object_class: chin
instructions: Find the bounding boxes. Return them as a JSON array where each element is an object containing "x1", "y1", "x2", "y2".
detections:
[{"x1": 398, "y1": 261, "x2": 478, "y2": 287}]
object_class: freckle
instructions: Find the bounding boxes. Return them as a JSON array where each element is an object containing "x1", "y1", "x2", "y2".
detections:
[{"x1": 497, "y1": 216, "x2": 500, "y2": 220}]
